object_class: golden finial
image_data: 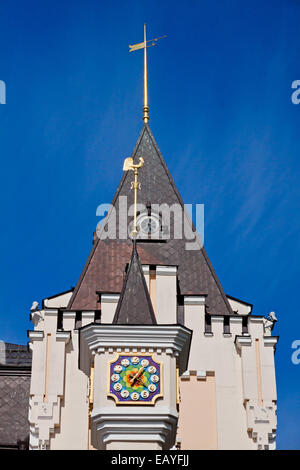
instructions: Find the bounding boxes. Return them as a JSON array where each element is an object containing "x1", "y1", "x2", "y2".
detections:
[
  {"x1": 123, "y1": 156, "x2": 144, "y2": 237},
  {"x1": 129, "y1": 24, "x2": 166, "y2": 123}
]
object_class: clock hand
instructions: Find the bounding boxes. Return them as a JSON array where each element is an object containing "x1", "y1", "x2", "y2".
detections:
[
  {"x1": 130, "y1": 366, "x2": 145, "y2": 385},
  {"x1": 130, "y1": 367, "x2": 142, "y2": 385},
  {"x1": 134, "y1": 366, "x2": 145, "y2": 385}
]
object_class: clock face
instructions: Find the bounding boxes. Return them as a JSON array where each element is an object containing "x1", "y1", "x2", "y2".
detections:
[
  {"x1": 108, "y1": 354, "x2": 162, "y2": 405},
  {"x1": 140, "y1": 216, "x2": 159, "y2": 234},
  {"x1": 137, "y1": 214, "x2": 160, "y2": 236}
]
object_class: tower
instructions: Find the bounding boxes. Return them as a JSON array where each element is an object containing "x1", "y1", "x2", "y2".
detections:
[
  {"x1": 80, "y1": 240, "x2": 191, "y2": 450},
  {"x1": 28, "y1": 26, "x2": 278, "y2": 450}
]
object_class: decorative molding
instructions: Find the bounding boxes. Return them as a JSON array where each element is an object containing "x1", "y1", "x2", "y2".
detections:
[
  {"x1": 230, "y1": 317, "x2": 243, "y2": 324},
  {"x1": 63, "y1": 311, "x2": 76, "y2": 319},
  {"x1": 56, "y1": 331, "x2": 71, "y2": 343},
  {"x1": 263, "y1": 336, "x2": 278, "y2": 349},
  {"x1": 82, "y1": 311, "x2": 95, "y2": 319},
  {"x1": 80, "y1": 324, "x2": 192, "y2": 376},
  {"x1": 29, "y1": 396, "x2": 61, "y2": 450},
  {"x1": 28, "y1": 331, "x2": 44, "y2": 341},
  {"x1": 181, "y1": 371, "x2": 190, "y2": 380},
  {"x1": 183, "y1": 296, "x2": 206, "y2": 305},
  {"x1": 246, "y1": 400, "x2": 277, "y2": 450},
  {"x1": 211, "y1": 316, "x2": 223, "y2": 323},
  {"x1": 101, "y1": 294, "x2": 120, "y2": 303},
  {"x1": 179, "y1": 370, "x2": 207, "y2": 380},
  {"x1": 91, "y1": 408, "x2": 178, "y2": 450},
  {"x1": 156, "y1": 266, "x2": 177, "y2": 276},
  {"x1": 44, "y1": 309, "x2": 58, "y2": 317},
  {"x1": 196, "y1": 370, "x2": 206, "y2": 380},
  {"x1": 249, "y1": 317, "x2": 264, "y2": 324},
  {"x1": 235, "y1": 335, "x2": 252, "y2": 350},
  {"x1": 29, "y1": 327, "x2": 70, "y2": 449}
]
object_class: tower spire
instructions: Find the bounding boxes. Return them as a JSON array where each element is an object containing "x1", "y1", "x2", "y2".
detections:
[
  {"x1": 143, "y1": 24, "x2": 149, "y2": 123},
  {"x1": 129, "y1": 24, "x2": 166, "y2": 123},
  {"x1": 113, "y1": 239, "x2": 157, "y2": 325}
]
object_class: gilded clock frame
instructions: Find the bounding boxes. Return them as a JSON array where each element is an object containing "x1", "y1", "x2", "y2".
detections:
[{"x1": 107, "y1": 352, "x2": 163, "y2": 405}]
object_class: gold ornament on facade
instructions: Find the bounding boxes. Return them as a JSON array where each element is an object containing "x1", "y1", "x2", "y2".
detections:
[{"x1": 123, "y1": 156, "x2": 144, "y2": 237}]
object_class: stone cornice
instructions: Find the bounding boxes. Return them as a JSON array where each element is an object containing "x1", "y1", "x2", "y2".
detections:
[
  {"x1": 235, "y1": 335, "x2": 252, "y2": 350},
  {"x1": 230, "y1": 316, "x2": 243, "y2": 324},
  {"x1": 101, "y1": 294, "x2": 120, "y2": 303},
  {"x1": 56, "y1": 331, "x2": 71, "y2": 343},
  {"x1": 183, "y1": 296, "x2": 206, "y2": 305},
  {"x1": 91, "y1": 408, "x2": 178, "y2": 450},
  {"x1": 211, "y1": 315, "x2": 224, "y2": 323},
  {"x1": 28, "y1": 330, "x2": 44, "y2": 341},
  {"x1": 63, "y1": 311, "x2": 76, "y2": 319},
  {"x1": 263, "y1": 336, "x2": 279, "y2": 349},
  {"x1": 235, "y1": 334, "x2": 278, "y2": 351},
  {"x1": 44, "y1": 309, "x2": 59, "y2": 316},
  {"x1": 79, "y1": 324, "x2": 192, "y2": 375},
  {"x1": 156, "y1": 266, "x2": 177, "y2": 276}
]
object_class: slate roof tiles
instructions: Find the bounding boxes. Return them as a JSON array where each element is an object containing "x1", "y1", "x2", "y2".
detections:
[{"x1": 69, "y1": 124, "x2": 233, "y2": 316}]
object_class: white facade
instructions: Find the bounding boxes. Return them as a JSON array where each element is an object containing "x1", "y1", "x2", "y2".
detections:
[{"x1": 28, "y1": 277, "x2": 278, "y2": 450}]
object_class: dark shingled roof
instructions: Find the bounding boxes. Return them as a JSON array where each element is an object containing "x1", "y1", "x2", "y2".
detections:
[
  {"x1": 0, "y1": 342, "x2": 32, "y2": 367},
  {"x1": 0, "y1": 343, "x2": 31, "y2": 448},
  {"x1": 68, "y1": 124, "x2": 233, "y2": 316},
  {"x1": 113, "y1": 240, "x2": 156, "y2": 325}
]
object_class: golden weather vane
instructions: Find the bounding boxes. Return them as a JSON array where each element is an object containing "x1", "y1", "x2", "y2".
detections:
[
  {"x1": 123, "y1": 156, "x2": 144, "y2": 237},
  {"x1": 129, "y1": 24, "x2": 166, "y2": 123}
]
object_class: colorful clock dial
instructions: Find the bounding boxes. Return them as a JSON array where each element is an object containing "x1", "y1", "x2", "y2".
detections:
[{"x1": 108, "y1": 354, "x2": 162, "y2": 404}]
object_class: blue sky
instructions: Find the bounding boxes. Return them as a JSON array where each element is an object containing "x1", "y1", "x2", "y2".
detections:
[{"x1": 0, "y1": 0, "x2": 299, "y2": 449}]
